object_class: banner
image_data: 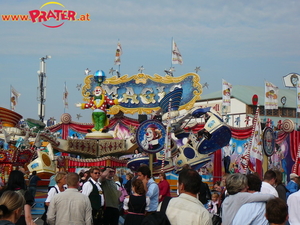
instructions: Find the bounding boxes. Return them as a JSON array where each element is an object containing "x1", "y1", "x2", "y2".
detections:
[
  {"x1": 10, "y1": 85, "x2": 21, "y2": 111},
  {"x1": 249, "y1": 111, "x2": 263, "y2": 161},
  {"x1": 172, "y1": 40, "x2": 183, "y2": 65},
  {"x1": 264, "y1": 81, "x2": 278, "y2": 109},
  {"x1": 114, "y1": 41, "x2": 122, "y2": 65},
  {"x1": 222, "y1": 79, "x2": 232, "y2": 106}
]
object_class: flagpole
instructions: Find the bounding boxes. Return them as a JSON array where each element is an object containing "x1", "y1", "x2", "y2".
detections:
[
  {"x1": 296, "y1": 87, "x2": 298, "y2": 130},
  {"x1": 10, "y1": 85, "x2": 12, "y2": 110},
  {"x1": 64, "y1": 81, "x2": 66, "y2": 114},
  {"x1": 118, "y1": 39, "x2": 121, "y2": 75},
  {"x1": 171, "y1": 37, "x2": 173, "y2": 69}
]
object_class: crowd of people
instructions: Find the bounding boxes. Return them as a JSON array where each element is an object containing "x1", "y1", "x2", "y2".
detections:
[{"x1": 0, "y1": 166, "x2": 298, "y2": 225}]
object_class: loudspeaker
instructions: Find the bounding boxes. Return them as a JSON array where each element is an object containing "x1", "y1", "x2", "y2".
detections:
[{"x1": 138, "y1": 114, "x2": 148, "y2": 123}]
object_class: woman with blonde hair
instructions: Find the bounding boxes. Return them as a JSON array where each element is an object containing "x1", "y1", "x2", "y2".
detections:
[
  {"x1": 0, "y1": 191, "x2": 26, "y2": 225},
  {"x1": 5, "y1": 170, "x2": 35, "y2": 225},
  {"x1": 124, "y1": 173, "x2": 133, "y2": 195},
  {"x1": 42, "y1": 172, "x2": 67, "y2": 225}
]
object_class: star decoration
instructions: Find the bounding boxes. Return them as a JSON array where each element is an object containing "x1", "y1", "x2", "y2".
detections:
[
  {"x1": 195, "y1": 66, "x2": 201, "y2": 73},
  {"x1": 76, "y1": 84, "x2": 82, "y2": 91},
  {"x1": 164, "y1": 67, "x2": 175, "y2": 77},
  {"x1": 76, "y1": 114, "x2": 82, "y2": 120},
  {"x1": 138, "y1": 66, "x2": 145, "y2": 73},
  {"x1": 84, "y1": 68, "x2": 91, "y2": 76},
  {"x1": 203, "y1": 82, "x2": 209, "y2": 89},
  {"x1": 109, "y1": 67, "x2": 116, "y2": 75}
]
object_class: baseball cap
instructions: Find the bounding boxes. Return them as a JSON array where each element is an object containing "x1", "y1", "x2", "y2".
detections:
[{"x1": 290, "y1": 173, "x2": 299, "y2": 179}]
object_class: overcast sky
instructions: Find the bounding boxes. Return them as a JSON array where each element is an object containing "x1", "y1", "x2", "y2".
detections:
[{"x1": 1, "y1": 0, "x2": 300, "y2": 124}]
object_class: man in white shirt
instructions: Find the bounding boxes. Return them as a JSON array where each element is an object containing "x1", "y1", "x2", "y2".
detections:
[
  {"x1": 287, "y1": 189, "x2": 300, "y2": 224},
  {"x1": 260, "y1": 170, "x2": 278, "y2": 197},
  {"x1": 47, "y1": 172, "x2": 92, "y2": 225},
  {"x1": 158, "y1": 169, "x2": 212, "y2": 225},
  {"x1": 82, "y1": 167, "x2": 106, "y2": 225}
]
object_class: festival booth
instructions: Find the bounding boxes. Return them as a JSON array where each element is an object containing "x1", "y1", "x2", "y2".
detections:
[{"x1": 0, "y1": 107, "x2": 36, "y2": 182}]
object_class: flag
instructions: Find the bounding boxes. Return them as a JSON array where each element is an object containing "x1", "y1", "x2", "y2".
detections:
[
  {"x1": 10, "y1": 85, "x2": 21, "y2": 111},
  {"x1": 249, "y1": 113, "x2": 263, "y2": 161},
  {"x1": 63, "y1": 82, "x2": 68, "y2": 109},
  {"x1": 297, "y1": 81, "x2": 300, "y2": 112},
  {"x1": 264, "y1": 81, "x2": 278, "y2": 109},
  {"x1": 172, "y1": 40, "x2": 183, "y2": 65},
  {"x1": 222, "y1": 79, "x2": 232, "y2": 106},
  {"x1": 241, "y1": 106, "x2": 263, "y2": 174},
  {"x1": 114, "y1": 41, "x2": 122, "y2": 65}
]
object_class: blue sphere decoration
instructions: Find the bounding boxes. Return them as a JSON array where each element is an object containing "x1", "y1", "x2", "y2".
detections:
[{"x1": 94, "y1": 70, "x2": 106, "y2": 84}]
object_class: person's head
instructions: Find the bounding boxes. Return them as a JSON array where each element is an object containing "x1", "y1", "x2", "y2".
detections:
[
  {"x1": 226, "y1": 173, "x2": 248, "y2": 195},
  {"x1": 32, "y1": 171, "x2": 37, "y2": 176},
  {"x1": 126, "y1": 173, "x2": 133, "y2": 181},
  {"x1": 263, "y1": 170, "x2": 277, "y2": 185},
  {"x1": 290, "y1": 173, "x2": 299, "y2": 181},
  {"x1": 178, "y1": 169, "x2": 202, "y2": 196},
  {"x1": 213, "y1": 181, "x2": 222, "y2": 192},
  {"x1": 159, "y1": 172, "x2": 166, "y2": 181},
  {"x1": 211, "y1": 193, "x2": 219, "y2": 202},
  {"x1": 79, "y1": 171, "x2": 84, "y2": 178},
  {"x1": 7, "y1": 170, "x2": 26, "y2": 191},
  {"x1": 221, "y1": 174, "x2": 229, "y2": 187},
  {"x1": 105, "y1": 166, "x2": 115, "y2": 179},
  {"x1": 246, "y1": 174, "x2": 262, "y2": 192},
  {"x1": 55, "y1": 172, "x2": 67, "y2": 185},
  {"x1": 182, "y1": 164, "x2": 192, "y2": 171},
  {"x1": 274, "y1": 170, "x2": 283, "y2": 186},
  {"x1": 132, "y1": 178, "x2": 146, "y2": 195},
  {"x1": 66, "y1": 172, "x2": 79, "y2": 188},
  {"x1": 84, "y1": 171, "x2": 90, "y2": 178},
  {"x1": 134, "y1": 149, "x2": 139, "y2": 154},
  {"x1": 113, "y1": 175, "x2": 119, "y2": 182},
  {"x1": 265, "y1": 198, "x2": 288, "y2": 225},
  {"x1": 137, "y1": 166, "x2": 151, "y2": 181},
  {"x1": 0, "y1": 191, "x2": 25, "y2": 223},
  {"x1": 89, "y1": 167, "x2": 101, "y2": 182}
]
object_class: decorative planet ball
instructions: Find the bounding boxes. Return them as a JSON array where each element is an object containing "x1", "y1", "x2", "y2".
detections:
[{"x1": 94, "y1": 70, "x2": 106, "y2": 84}]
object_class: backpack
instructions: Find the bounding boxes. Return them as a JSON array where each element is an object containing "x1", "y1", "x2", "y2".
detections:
[
  {"x1": 141, "y1": 196, "x2": 172, "y2": 225},
  {"x1": 117, "y1": 183, "x2": 128, "y2": 202},
  {"x1": 41, "y1": 186, "x2": 59, "y2": 224}
]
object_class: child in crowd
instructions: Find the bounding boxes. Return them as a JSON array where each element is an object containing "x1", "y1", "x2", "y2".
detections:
[{"x1": 208, "y1": 192, "x2": 220, "y2": 215}]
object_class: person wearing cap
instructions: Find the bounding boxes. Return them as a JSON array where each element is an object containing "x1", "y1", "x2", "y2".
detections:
[
  {"x1": 286, "y1": 173, "x2": 299, "y2": 198},
  {"x1": 100, "y1": 166, "x2": 121, "y2": 225}
]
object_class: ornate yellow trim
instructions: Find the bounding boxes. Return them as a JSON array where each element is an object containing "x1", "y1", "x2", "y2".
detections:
[{"x1": 81, "y1": 73, "x2": 203, "y2": 115}]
